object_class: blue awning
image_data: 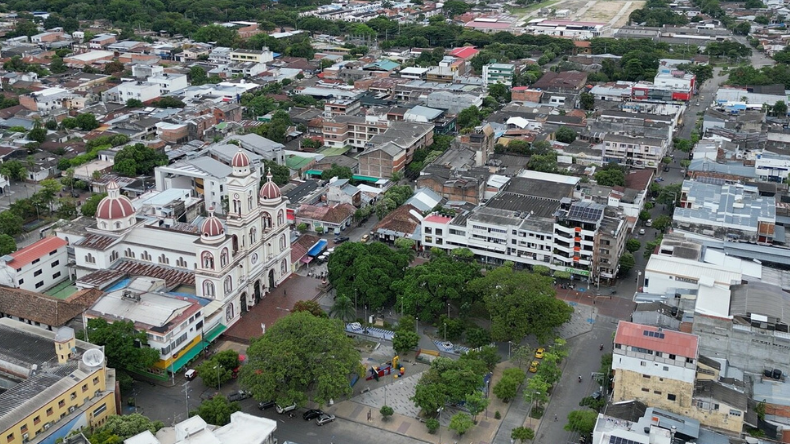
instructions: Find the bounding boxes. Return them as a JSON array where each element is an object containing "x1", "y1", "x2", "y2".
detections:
[{"x1": 308, "y1": 239, "x2": 327, "y2": 257}]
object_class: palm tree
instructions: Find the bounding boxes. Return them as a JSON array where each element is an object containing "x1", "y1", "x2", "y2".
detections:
[{"x1": 329, "y1": 295, "x2": 356, "y2": 323}]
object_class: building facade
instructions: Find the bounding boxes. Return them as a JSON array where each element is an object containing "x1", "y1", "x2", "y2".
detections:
[{"x1": 0, "y1": 237, "x2": 70, "y2": 292}]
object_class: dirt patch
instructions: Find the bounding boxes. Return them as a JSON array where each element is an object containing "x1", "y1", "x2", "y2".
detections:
[{"x1": 576, "y1": 0, "x2": 645, "y2": 27}]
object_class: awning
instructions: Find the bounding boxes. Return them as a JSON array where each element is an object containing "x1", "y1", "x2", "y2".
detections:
[
  {"x1": 300, "y1": 256, "x2": 314, "y2": 264},
  {"x1": 169, "y1": 342, "x2": 204, "y2": 373},
  {"x1": 352, "y1": 174, "x2": 381, "y2": 183},
  {"x1": 308, "y1": 239, "x2": 328, "y2": 256},
  {"x1": 204, "y1": 323, "x2": 227, "y2": 343},
  {"x1": 305, "y1": 169, "x2": 323, "y2": 177}
]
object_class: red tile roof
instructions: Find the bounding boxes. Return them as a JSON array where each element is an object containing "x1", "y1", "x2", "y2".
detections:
[
  {"x1": 7, "y1": 237, "x2": 67, "y2": 268},
  {"x1": 615, "y1": 321, "x2": 698, "y2": 358},
  {"x1": 424, "y1": 214, "x2": 452, "y2": 224},
  {"x1": 449, "y1": 46, "x2": 478, "y2": 60}
]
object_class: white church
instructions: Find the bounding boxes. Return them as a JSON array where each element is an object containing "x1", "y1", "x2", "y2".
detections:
[{"x1": 56, "y1": 150, "x2": 291, "y2": 329}]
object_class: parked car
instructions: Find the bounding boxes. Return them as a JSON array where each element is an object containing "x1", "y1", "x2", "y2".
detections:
[
  {"x1": 227, "y1": 390, "x2": 250, "y2": 402},
  {"x1": 645, "y1": 219, "x2": 652, "y2": 227},
  {"x1": 276, "y1": 403, "x2": 297, "y2": 414},
  {"x1": 316, "y1": 413, "x2": 336, "y2": 426},
  {"x1": 663, "y1": 165, "x2": 670, "y2": 172},
  {"x1": 184, "y1": 369, "x2": 197, "y2": 380},
  {"x1": 529, "y1": 361, "x2": 539, "y2": 373},
  {"x1": 360, "y1": 234, "x2": 370, "y2": 243},
  {"x1": 258, "y1": 400, "x2": 276, "y2": 410},
  {"x1": 334, "y1": 236, "x2": 349, "y2": 244},
  {"x1": 638, "y1": 228, "x2": 645, "y2": 235},
  {"x1": 591, "y1": 391, "x2": 602, "y2": 400},
  {"x1": 534, "y1": 347, "x2": 545, "y2": 359},
  {"x1": 303, "y1": 409, "x2": 323, "y2": 420}
]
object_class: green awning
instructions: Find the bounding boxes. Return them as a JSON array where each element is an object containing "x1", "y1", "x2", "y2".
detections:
[
  {"x1": 205, "y1": 324, "x2": 227, "y2": 343},
  {"x1": 305, "y1": 169, "x2": 323, "y2": 176},
  {"x1": 352, "y1": 175, "x2": 381, "y2": 183},
  {"x1": 169, "y1": 343, "x2": 205, "y2": 373}
]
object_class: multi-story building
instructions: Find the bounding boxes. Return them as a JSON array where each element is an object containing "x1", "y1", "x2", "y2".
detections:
[
  {"x1": 0, "y1": 237, "x2": 70, "y2": 292},
  {"x1": 126, "y1": 413, "x2": 276, "y2": 444},
  {"x1": 19, "y1": 88, "x2": 71, "y2": 115},
  {"x1": 112, "y1": 81, "x2": 161, "y2": 104},
  {"x1": 148, "y1": 73, "x2": 188, "y2": 95},
  {"x1": 593, "y1": 210, "x2": 628, "y2": 284},
  {"x1": 0, "y1": 318, "x2": 117, "y2": 444},
  {"x1": 482, "y1": 63, "x2": 518, "y2": 86},
  {"x1": 524, "y1": 19, "x2": 605, "y2": 39},
  {"x1": 323, "y1": 97, "x2": 361, "y2": 118},
  {"x1": 612, "y1": 321, "x2": 699, "y2": 412},
  {"x1": 229, "y1": 48, "x2": 274, "y2": 64},
  {"x1": 602, "y1": 134, "x2": 668, "y2": 169},
  {"x1": 322, "y1": 116, "x2": 389, "y2": 149},
  {"x1": 421, "y1": 173, "x2": 623, "y2": 281}
]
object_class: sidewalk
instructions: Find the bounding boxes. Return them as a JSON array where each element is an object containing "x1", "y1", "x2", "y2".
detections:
[{"x1": 328, "y1": 361, "x2": 516, "y2": 444}]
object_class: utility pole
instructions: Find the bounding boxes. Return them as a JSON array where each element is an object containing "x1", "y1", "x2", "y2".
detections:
[{"x1": 182, "y1": 381, "x2": 190, "y2": 418}]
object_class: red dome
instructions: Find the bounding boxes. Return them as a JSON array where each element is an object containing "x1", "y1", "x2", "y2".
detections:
[
  {"x1": 231, "y1": 150, "x2": 250, "y2": 168},
  {"x1": 96, "y1": 195, "x2": 135, "y2": 220},
  {"x1": 259, "y1": 169, "x2": 281, "y2": 200},
  {"x1": 201, "y1": 213, "x2": 224, "y2": 237}
]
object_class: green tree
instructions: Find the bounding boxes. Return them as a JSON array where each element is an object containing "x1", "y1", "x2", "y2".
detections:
[
  {"x1": 329, "y1": 295, "x2": 356, "y2": 322},
  {"x1": 465, "y1": 391, "x2": 490, "y2": 422},
  {"x1": 50, "y1": 56, "x2": 68, "y2": 74},
  {"x1": 442, "y1": 0, "x2": 472, "y2": 17},
  {"x1": 392, "y1": 330, "x2": 420, "y2": 354},
  {"x1": 126, "y1": 98, "x2": 143, "y2": 108},
  {"x1": 772, "y1": 100, "x2": 788, "y2": 117},
  {"x1": 457, "y1": 106, "x2": 482, "y2": 130},
  {"x1": 113, "y1": 143, "x2": 168, "y2": 176},
  {"x1": 465, "y1": 327, "x2": 491, "y2": 348},
  {"x1": 190, "y1": 396, "x2": 241, "y2": 426},
  {"x1": 469, "y1": 264, "x2": 572, "y2": 342},
  {"x1": 0, "y1": 234, "x2": 16, "y2": 255},
  {"x1": 527, "y1": 151, "x2": 558, "y2": 173},
  {"x1": 88, "y1": 413, "x2": 164, "y2": 444},
  {"x1": 580, "y1": 92, "x2": 595, "y2": 110},
  {"x1": 320, "y1": 164, "x2": 353, "y2": 180},
  {"x1": 565, "y1": 409, "x2": 598, "y2": 436},
  {"x1": 151, "y1": 96, "x2": 186, "y2": 108},
  {"x1": 197, "y1": 356, "x2": 234, "y2": 389},
  {"x1": 380, "y1": 405, "x2": 394, "y2": 420},
  {"x1": 493, "y1": 367, "x2": 525, "y2": 402},
  {"x1": 511, "y1": 345, "x2": 533, "y2": 370},
  {"x1": 511, "y1": 426, "x2": 535, "y2": 443},
  {"x1": 619, "y1": 252, "x2": 635, "y2": 275},
  {"x1": 0, "y1": 211, "x2": 24, "y2": 236},
  {"x1": 0, "y1": 160, "x2": 26, "y2": 182},
  {"x1": 652, "y1": 214, "x2": 672, "y2": 231},
  {"x1": 85, "y1": 318, "x2": 160, "y2": 372},
  {"x1": 292, "y1": 300, "x2": 327, "y2": 318},
  {"x1": 261, "y1": 160, "x2": 290, "y2": 186},
  {"x1": 189, "y1": 66, "x2": 209, "y2": 85},
  {"x1": 328, "y1": 242, "x2": 413, "y2": 310},
  {"x1": 81, "y1": 193, "x2": 107, "y2": 217},
  {"x1": 733, "y1": 21, "x2": 751, "y2": 36},
  {"x1": 10, "y1": 20, "x2": 38, "y2": 38},
  {"x1": 594, "y1": 166, "x2": 625, "y2": 186},
  {"x1": 426, "y1": 418, "x2": 440, "y2": 433},
  {"x1": 56, "y1": 198, "x2": 78, "y2": 219},
  {"x1": 193, "y1": 25, "x2": 237, "y2": 47},
  {"x1": 75, "y1": 113, "x2": 100, "y2": 131},
  {"x1": 555, "y1": 126, "x2": 577, "y2": 143},
  {"x1": 626, "y1": 239, "x2": 641, "y2": 253},
  {"x1": 448, "y1": 412, "x2": 474, "y2": 436},
  {"x1": 239, "y1": 311, "x2": 360, "y2": 406},
  {"x1": 638, "y1": 210, "x2": 651, "y2": 221},
  {"x1": 525, "y1": 374, "x2": 550, "y2": 408},
  {"x1": 488, "y1": 83, "x2": 509, "y2": 102},
  {"x1": 28, "y1": 126, "x2": 47, "y2": 143}
]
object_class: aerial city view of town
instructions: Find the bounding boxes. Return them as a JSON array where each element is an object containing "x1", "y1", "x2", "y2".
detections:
[{"x1": 0, "y1": 0, "x2": 788, "y2": 443}]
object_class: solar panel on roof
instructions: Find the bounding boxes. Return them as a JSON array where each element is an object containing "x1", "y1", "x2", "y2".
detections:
[{"x1": 609, "y1": 436, "x2": 641, "y2": 444}]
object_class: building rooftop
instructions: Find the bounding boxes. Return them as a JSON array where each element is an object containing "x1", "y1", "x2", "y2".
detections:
[
  {"x1": 90, "y1": 280, "x2": 198, "y2": 332},
  {"x1": 5, "y1": 236, "x2": 67, "y2": 268},
  {"x1": 503, "y1": 175, "x2": 576, "y2": 200},
  {"x1": 674, "y1": 180, "x2": 776, "y2": 235},
  {"x1": 615, "y1": 321, "x2": 699, "y2": 358}
]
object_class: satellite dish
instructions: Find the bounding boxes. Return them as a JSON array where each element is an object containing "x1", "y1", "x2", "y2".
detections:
[{"x1": 82, "y1": 349, "x2": 104, "y2": 367}]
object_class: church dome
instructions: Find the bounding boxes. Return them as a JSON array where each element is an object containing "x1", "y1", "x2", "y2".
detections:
[
  {"x1": 259, "y1": 169, "x2": 281, "y2": 201},
  {"x1": 96, "y1": 181, "x2": 135, "y2": 224},
  {"x1": 231, "y1": 150, "x2": 250, "y2": 168},
  {"x1": 201, "y1": 208, "x2": 225, "y2": 238}
]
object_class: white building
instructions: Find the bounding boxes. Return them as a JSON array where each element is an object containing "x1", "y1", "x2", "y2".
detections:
[
  {"x1": 0, "y1": 237, "x2": 69, "y2": 292},
  {"x1": 148, "y1": 73, "x2": 188, "y2": 95},
  {"x1": 125, "y1": 413, "x2": 276, "y2": 444},
  {"x1": 114, "y1": 81, "x2": 161, "y2": 104},
  {"x1": 524, "y1": 19, "x2": 605, "y2": 39},
  {"x1": 60, "y1": 152, "x2": 292, "y2": 345},
  {"x1": 482, "y1": 63, "x2": 517, "y2": 86},
  {"x1": 754, "y1": 151, "x2": 790, "y2": 182},
  {"x1": 602, "y1": 134, "x2": 668, "y2": 169},
  {"x1": 155, "y1": 157, "x2": 232, "y2": 212},
  {"x1": 229, "y1": 48, "x2": 274, "y2": 64}
]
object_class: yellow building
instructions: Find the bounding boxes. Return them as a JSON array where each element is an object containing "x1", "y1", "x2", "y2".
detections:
[{"x1": 0, "y1": 318, "x2": 117, "y2": 444}]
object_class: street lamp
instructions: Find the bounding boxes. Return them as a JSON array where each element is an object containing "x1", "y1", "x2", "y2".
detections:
[
  {"x1": 637, "y1": 271, "x2": 642, "y2": 291},
  {"x1": 415, "y1": 317, "x2": 419, "y2": 334},
  {"x1": 443, "y1": 322, "x2": 447, "y2": 342},
  {"x1": 508, "y1": 341, "x2": 512, "y2": 360},
  {"x1": 213, "y1": 365, "x2": 221, "y2": 391}
]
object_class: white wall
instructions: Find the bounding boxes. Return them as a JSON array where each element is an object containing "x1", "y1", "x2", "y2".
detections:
[{"x1": 613, "y1": 353, "x2": 696, "y2": 383}]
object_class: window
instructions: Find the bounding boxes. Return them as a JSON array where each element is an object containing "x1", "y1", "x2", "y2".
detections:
[
  {"x1": 51, "y1": 260, "x2": 59, "y2": 267},
  {"x1": 669, "y1": 354, "x2": 676, "y2": 360},
  {"x1": 70, "y1": 393, "x2": 76, "y2": 400},
  {"x1": 224, "y1": 276, "x2": 232, "y2": 294},
  {"x1": 20, "y1": 425, "x2": 27, "y2": 433},
  {"x1": 641, "y1": 388, "x2": 649, "y2": 392},
  {"x1": 654, "y1": 391, "x2": 662, "y2": 395},
  {"x1": 125, "y1": 248, "x2": 135, "y2": 258},
  {"x1": 686, "y1": 357, "x2": 694, "y2": 364},
  {"x1": 202, "y1": 252, "x2": 214, "y2": 269},
  {"x1": 220, "y1": 248, "x2": 229, "y2": 267},
  {"x1": 177, "y1": 257, "x2": 187, "y2": 268},
  {"x1": 158, "y1": 254, "x2": 169, "y2": 265},
  {"x1": 82, "y1": 384, "x2": 88, "y2": 392},
  {"x1": 663, "y1": 366, "x2": 669, "y2": 371},
  {"x1": 642, "y1": 374, "x2": 650, "y2": 379},
  {"x1": 18, "y1": 279, "x2": 23, "y2": 285},
  {"x1": 58, "y1": 400, "x2": 65, "y2": 408},
  {"x1": 52, "y1": 272, "x2": 61, "y2": 279},
  {"x1": 7, "y1": 434, "x2": 13, "y2": 443},
  {"x1": 667, "y1": 394, "x2": 676, "y2": 401},
  {"x1": 110, "y1": 251, "x2": 119, "y2": 262},
  {"x1": 35, "y1": 282, "x2": 44, "y2": 289},
  {"x1": 277, "y1": 210, "x2": 285, "y2": 226},
  {"x1": 279, "y1": 234, "x2": 286, "y2": 251},
  {"x1": 46, "y1": 407, "x2": 53, "y2": 416},
  {"x1": 31, "y1": 258, "x2": 39, "y2": 265},
  {"x1": 93, "y1": 377, "x2": 99, "y2": 385},
  {"x1": 34, "y1": 417, "x2": 40, "y2": 425},
  {"x1": 640, "y1": 361, "x2": 646, "y2": 366},
  {"x1": 729, "y1": 409, "x2": 741, "y2": 417},
  {"x1": 34, "y1": 270, "x2": 42, "y2": 277},
  {"x1": 141, "y1": 251, "x2": 151, "y2": 261}
]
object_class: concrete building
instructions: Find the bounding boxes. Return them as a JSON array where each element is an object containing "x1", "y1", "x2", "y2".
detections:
[
  {"x1": 524, "y1": 19, "x2": 605, "y2": 39},
  {"x1": 125, "y1": 412, "x2": 276, "y2": 444},
  {"x1": 482, "y1": 63, "x2": 518, "y2": 87},
  {"x1": 18, "y1": 88, "x2": 71, "y2": 115},
  {"x1": 229, "y1": 48, "x2": 274, "y2": 64},
  {"x1": 674, "y1": 180, "x2": 776, "y2": 244},
  {"x1": 155, "y1": 157, "x2": 232, "y2": 213},
  {"x1": 0, "y1": 237, "x2": 69, "y2": 293},
  {"x1": 603, "y1": 134, "x2": 668, "y2": 169},
  {"x1": 0, "y1": 318, "x2": 117, "y2": 444},
  {"x1": 612, "y1": 321, "x2": 699, "y2": 413},
  {"x1": 114, "y1": 82, "x2": 161, "y2": 104},
  {"x1": 357, "y1": 142, "x2": 406, "y2": 179}
]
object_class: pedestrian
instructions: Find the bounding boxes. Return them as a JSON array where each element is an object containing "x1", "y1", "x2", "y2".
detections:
[
  {"x1": 283, "y1": 289, "x2": 287, "y2": 297},
  {"x1": 554, "y1": 414, "x2": 558, "y2": 422}
]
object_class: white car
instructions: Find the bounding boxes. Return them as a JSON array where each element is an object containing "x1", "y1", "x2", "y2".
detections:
[
  {"x1": 276, "y1": 403, "x2": 297, "y2": 414},
  {"x1": 316, "y1": 413, "x2": 336, "y2": 426},
  {"x1": 638, "y1": 228, "x2": 646, "y2": 235}
]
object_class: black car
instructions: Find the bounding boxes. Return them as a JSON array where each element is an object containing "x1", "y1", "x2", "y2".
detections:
[
  {"x1": 334, "y1": 236, "x2": 349, "y2": 244},
  {"x1": 258, "y1": 400, "x2": 276, "y2": 410},
  {"x1": 227, "y1": 390, "x2": 250, "y2": 402},
  {"x1": 303, "y1": 409, "x2": 323, "y2": 420}
]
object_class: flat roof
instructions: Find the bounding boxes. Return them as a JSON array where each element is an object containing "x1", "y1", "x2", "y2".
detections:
[
  {"x1": 615, "y1": 320, "x2": 698, "y2": 358},
  {"x1": 89, "y1": 288, "x2": 195, "y2": 329}
]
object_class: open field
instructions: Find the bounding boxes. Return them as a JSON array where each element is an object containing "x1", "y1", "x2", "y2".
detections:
[{"x1": 514, "y1": 0, "x2": 644, "y2": 31}]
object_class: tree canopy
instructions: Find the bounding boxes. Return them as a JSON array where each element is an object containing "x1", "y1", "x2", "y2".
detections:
[
  {"x1": 327, "y1": 242, "x2": 413, "y2": 310},
  {"x1": 88, "y1": 414, "x2": 163, "y2": 444},
  {"x1": 113, "y1": 143, "x2": 169, "y2": 176},
  {"x1": 239, "y1": 311, "x2": 360, "y2": 406},
  {"x1": 469, "y1": 264, "x2": 572, "y2": 342},
  {"x1": 190, "y1": 396, "x2": 241, "y2": 426},
  {"x1": 412, "y1": 356, "x2": 486, "y2": 414},
  {"x1": 594, "y1": 162, "x2": 626, "y2": 187},
  {"x1": 85, "y1": 318, "x2": 160, "y2": 372}
]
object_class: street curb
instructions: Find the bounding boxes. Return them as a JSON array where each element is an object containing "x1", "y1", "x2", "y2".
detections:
[{"x1": 329, "y1": 402, "x2": 433, "y2": 444}]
